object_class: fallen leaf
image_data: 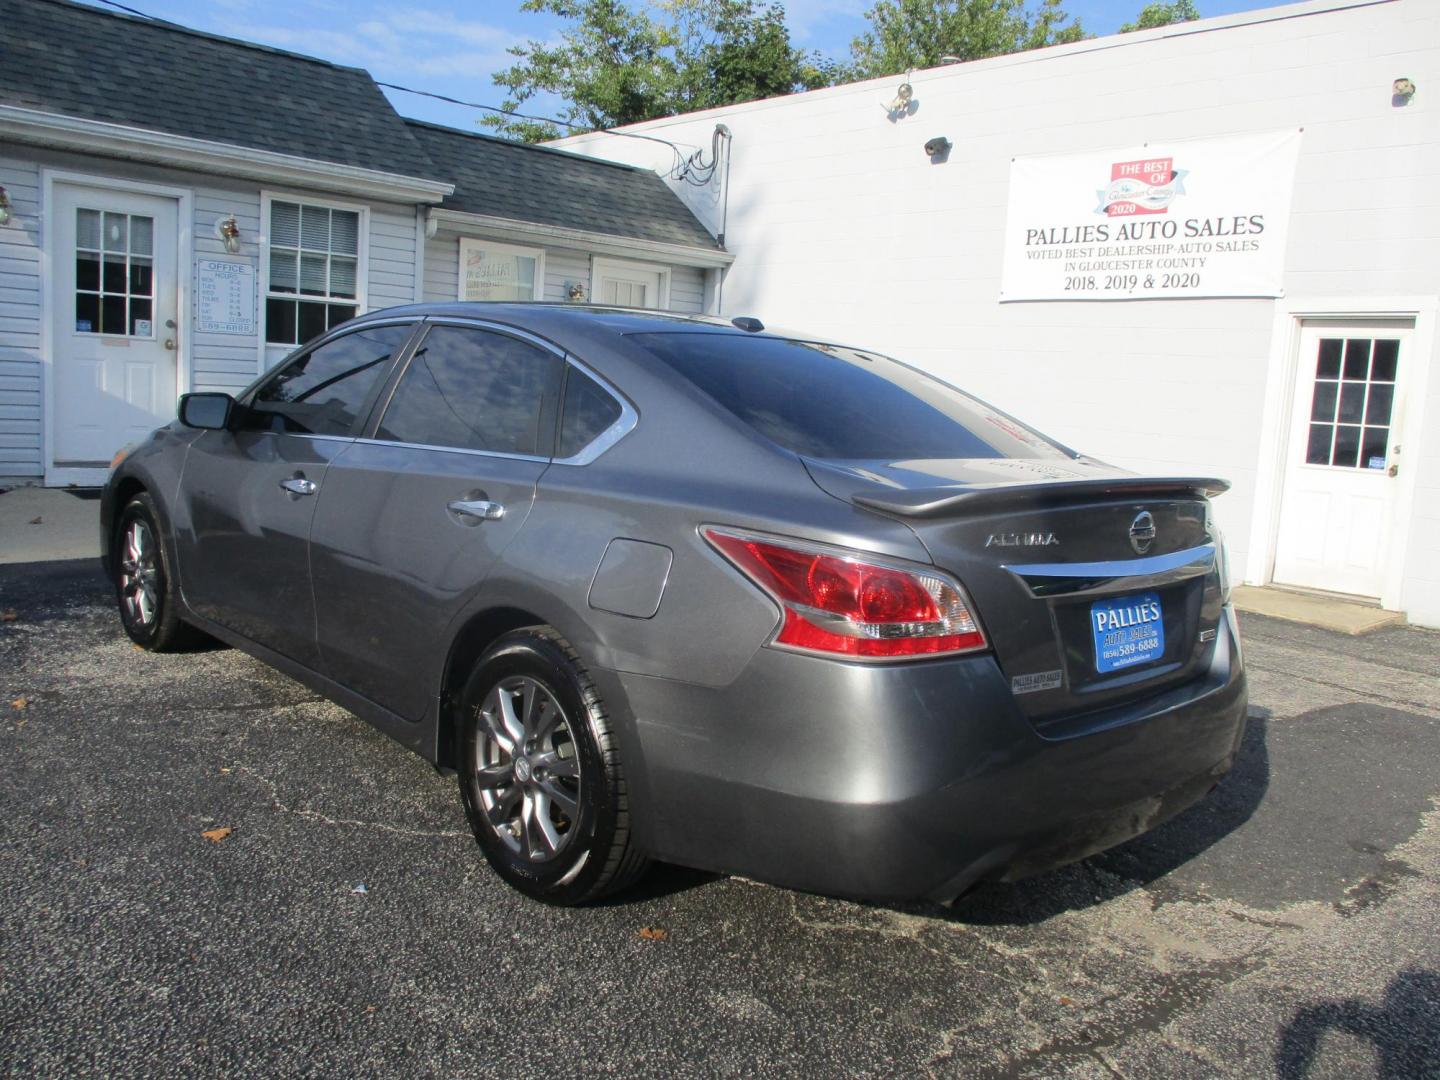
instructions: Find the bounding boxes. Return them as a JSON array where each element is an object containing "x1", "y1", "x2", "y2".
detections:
[
  {"x1": 218, "y1": 767, "x2": 232, "y2": 774},
  {"x1": 28, "y1": 516, "x2": 42, "y2": 525},
  {"x1": 1, "y1": 610, "x2": 17, "y2": 622},
  {"x1": 365, "y1": 1005, "x2": 378, "y2": 1014},
  {"x1": 200, "y1": 827, "x2": 232, "y2": 843},
  {"x1": 1059, "y1": 996, "x2": 1075, "y2": 1007},
  {"x1": 133, "y1": 644, "x2": 145, "y2": 652},
  {"x1": 10, "y1": 697, "x2": 27, "y2": 711},
  {"x1": 638, "y1": 926, "x2": 668, "y2": 942}
]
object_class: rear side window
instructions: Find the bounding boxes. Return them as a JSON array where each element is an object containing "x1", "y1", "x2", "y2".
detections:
[
  {"x1": 630, "y1": 333, "x2": 1069, "y2": 461},
  {"x1": 244, "y1": 322, "x2": 413, "y2": 436},
  {"x1": 557, "y1": 367, "x2": 623, "y2": 459},
  {"x1": 376, "y1": 325, "x2": 560, "y2": 455}
]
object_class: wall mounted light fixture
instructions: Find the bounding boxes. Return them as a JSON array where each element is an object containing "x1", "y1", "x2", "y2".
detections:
[
  {"x1": 0, "y1": 186, "x2": 12, "y2": 227},
  {"x1": 883, "y1": 76, "x2": 915, "y2": 119},
  {"x1": 215, "y1": 213, "x2": 242, "y2": 254},
  {"x1": 566, "y1": 280, "x2": 588, "y2": 302},
  {"x1": 1393, "y1": 77, "x2": 1416, "y2": 106}
]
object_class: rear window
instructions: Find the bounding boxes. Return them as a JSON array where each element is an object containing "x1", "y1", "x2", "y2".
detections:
[{"x1": 629, "y1": 333, "x2": 1069, "y2": 461}]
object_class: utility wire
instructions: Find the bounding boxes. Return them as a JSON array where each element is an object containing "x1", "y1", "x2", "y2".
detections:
[{"x1": 86, "y1": 0, "x2": 725, "y2": 187}]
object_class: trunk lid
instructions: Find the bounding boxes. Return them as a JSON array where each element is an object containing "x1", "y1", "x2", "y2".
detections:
[{"x1": 804, "y1": 456, "x2": 1229, "y2": 726}]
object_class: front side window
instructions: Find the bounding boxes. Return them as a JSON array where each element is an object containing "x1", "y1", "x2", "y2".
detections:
[
  {"x1": 630, "y1": 333, "x2": 1070, "y2": 462},
  {"x1": 266, "y1": 200, "x2": 361, "y2": 345},
  {"x1": 243, "y1": 322, "x2": 413, "y2": 436},
  {"x1": 376, "y1": 325, "x2": 560, "y2": 455}
]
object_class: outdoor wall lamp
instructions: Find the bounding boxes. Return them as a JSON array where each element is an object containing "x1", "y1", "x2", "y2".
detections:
[
  {"x1": 566, "y1": 280, "x2": 587, "y2": 302},
  {"x1": 0, "y1": 186, "x2": 12, "y2": 227},
  {"x1": 1393, "y1": 77, "x2": 1416, "y2": 106},
  {"x1": 215, "y1": 213, "x2": 242, "y2": 254},
  {"x1": 925, "y1": 136, "x2": 953, "y2": 162}
]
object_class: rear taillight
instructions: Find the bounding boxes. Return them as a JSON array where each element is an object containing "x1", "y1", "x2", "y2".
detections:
[{"x1": 703, "y1": 527, "x2": 987, "y2": 660}]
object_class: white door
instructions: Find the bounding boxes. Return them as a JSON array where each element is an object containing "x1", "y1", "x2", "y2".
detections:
[
  {"x1": 50, "y1": 183, "x2": 180, "y2": 477},
  {"x1": 1272, "y1": 322, "x2": 1411, "y2": 598},
  {"x1": 593, "y1": 259, "x2": 668, "y2": 309}
]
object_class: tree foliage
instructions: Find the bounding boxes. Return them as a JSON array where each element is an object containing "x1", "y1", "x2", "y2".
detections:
[
  {"x1": 486, "y1": 0, "x2": 828, "y2": 141},
  {"x1": 846, "y1": 0, "x2": 1088, "y2": 81},
  {"x1": 1119, "y1": 0, "x2": 1200, "y2": 33}
]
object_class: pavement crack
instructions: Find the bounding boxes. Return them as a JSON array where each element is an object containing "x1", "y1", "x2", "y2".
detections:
[{"x1": 235, "y1": 765, "x2": 469, "y2": 840}]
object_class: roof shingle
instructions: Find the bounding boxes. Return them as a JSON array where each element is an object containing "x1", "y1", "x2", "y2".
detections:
[
  {"x1": 0, "y1": 0, "x2": 439, "y2": 178},
  {"x1": 406, "y1": 120, "x2": 719, "y2": 251}
]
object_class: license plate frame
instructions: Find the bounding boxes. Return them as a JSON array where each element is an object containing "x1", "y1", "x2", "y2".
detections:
[{"x1": 1091, "y1": 591, "x2": 1165, "y2": 674}]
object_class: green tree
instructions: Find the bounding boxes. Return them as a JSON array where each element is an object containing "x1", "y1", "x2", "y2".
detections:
[
  {"x1": 486, "y1": 0, "x2": 825, "y2": 141},
  {"x1": 1119, "y1": 0, "x2": 1200, "y2": 33},
  {"x1": 846, "y1": 0, "x2": 1088, "y2": 81}
]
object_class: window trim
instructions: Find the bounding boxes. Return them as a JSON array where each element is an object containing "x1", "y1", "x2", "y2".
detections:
[
  {"x1": 590, "y1": 256, "x2": 672, "y2": 311},
  {"x1": 258, "y1": 189, "x2": 371, "y2": 369},
  {"x1": 457, "y1": 237, "x2": 546, "y2": 303},
  {"x1": 237, "y1": 317, "x2": 421, "y2": 440}
]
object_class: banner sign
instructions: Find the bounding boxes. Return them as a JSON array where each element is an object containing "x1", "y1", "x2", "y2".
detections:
[{"x1": 1000, "y1": 131, "x2": 1301, "y2": 301}]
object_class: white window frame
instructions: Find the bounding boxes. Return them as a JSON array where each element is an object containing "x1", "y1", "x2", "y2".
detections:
[
  {"x1": 457, "y1": 237, "x2": 546, "y2": 302},
  {"x1": 590, "y1": 256, "x2": 672, "y2": 311},
  {"x1": 258, "y1": 189, "x2": 370, "y2": 370}
]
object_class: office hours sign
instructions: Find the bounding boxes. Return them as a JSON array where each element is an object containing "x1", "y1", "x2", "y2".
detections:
[{"x1": 1000, "y1": 131, "x2": 1301, "y2": 301}]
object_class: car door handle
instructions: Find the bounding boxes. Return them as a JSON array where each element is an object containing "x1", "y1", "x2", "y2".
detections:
[
  {"x1": 448, "y1": 499, "x2": 505, "y2": 522},
  {"x1": 280, "y1": 477, "x2": 317, "y2": 496}
]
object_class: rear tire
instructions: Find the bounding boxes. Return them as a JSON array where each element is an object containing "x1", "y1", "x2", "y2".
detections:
[
  {"x1": 457, "y1": 627, "x2": 649, "y2": 905},
  {"x1": 112, "y1": 494, "x2": 207, "y2": 652}
]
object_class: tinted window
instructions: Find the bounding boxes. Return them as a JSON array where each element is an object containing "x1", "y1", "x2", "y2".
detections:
[
  {"x1": 631, "y1": 333, "x2": 1069, "y2": 461},
  {"x1": 557, "y1": 367, "x2": 623, "y2": 459},
  {"x1": 244, "y1": 323, "x2": 413, "y2": 436},
  {"x1": 376, "y1": 325, "x2": 560, "y2": 455}
]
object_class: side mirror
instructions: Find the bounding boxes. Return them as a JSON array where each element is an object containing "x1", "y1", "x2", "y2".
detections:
[{"x1": 178, "y1": 392, "x2": 235, "y2": 430}]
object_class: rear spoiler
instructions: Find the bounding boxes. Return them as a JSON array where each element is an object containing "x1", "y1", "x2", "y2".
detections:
[{"x1": 852, "y1": 476, "x2": 1231, "y2": 519}]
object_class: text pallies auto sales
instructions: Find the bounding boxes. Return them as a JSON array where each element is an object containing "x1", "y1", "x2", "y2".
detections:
[{"x1": 1024, "y1": 215, "x2": 1266, "y2": 247}]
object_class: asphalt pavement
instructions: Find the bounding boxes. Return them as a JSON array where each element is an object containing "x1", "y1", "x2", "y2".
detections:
[{"x1": 2, "y1": 559, "x2": 1438, "y2": 1078}]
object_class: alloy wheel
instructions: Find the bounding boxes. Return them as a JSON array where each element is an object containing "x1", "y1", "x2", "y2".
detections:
[
  {"x1": 473, "y1": 676, "x2": 582, "y2": 862},
  {"x1": 119, "y1": 519, "x2": 160, "y2": 629}
]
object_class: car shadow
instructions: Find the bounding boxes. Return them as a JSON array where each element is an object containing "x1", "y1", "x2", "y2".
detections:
[
  {"x1": 935, "y1": 709, "x2": 1273, "y2": 926},
  {"x1": 1275, "y1": 968, "x2": 1440, "y2": 1078},
  {"x1": 594, "y1": 862, "x2": 723, "y2": 907}
]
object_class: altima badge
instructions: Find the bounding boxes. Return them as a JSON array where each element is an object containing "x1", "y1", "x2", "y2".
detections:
[
  {"x1": 986, "y1": 531, "x2": 1059, "y2": 548},
  {"x1": 1129, "y1": 511, "x2": 1156, "y2": 554}
]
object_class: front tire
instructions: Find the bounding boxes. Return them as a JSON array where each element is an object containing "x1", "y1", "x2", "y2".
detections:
[
  {"x1": 113, "y1": 493, "x2": 205, "y2": 652},
  {"x1": 457, "y1": 627, "x2": 648, "y2": 905}
]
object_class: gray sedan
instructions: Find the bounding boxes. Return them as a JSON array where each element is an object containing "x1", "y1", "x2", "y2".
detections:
[{"x1": 101, "y1": 304, "x2": 1247, "y2": 906}]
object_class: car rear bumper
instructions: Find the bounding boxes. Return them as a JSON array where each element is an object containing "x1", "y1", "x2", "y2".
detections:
[{"x1": 607, "y1": 607, "x2": 1248, "y2": 902}]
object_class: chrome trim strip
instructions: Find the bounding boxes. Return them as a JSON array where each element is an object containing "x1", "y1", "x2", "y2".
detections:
[
  {"x1": 1004, "y1": 543, "x2": 1216, "y2": 599},
  {"x1": 349, "y1": 437, "x2": 549, "y2": 464}
]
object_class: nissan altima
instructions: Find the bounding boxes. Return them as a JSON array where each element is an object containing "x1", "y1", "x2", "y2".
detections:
[{"x1": 101, "y1": 304, "x2": 1247, "y2": 906}]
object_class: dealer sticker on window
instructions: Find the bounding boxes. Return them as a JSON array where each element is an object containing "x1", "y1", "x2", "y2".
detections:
[{"x1": 1091, "y1": 591, "x2": 1165, "y2": 674}]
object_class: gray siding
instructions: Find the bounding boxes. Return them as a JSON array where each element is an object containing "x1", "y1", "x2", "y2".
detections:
[
  {"x1": 191, "y1": 188, "x2": 262, "y2": 393},
  {"x1": 424, "y1": 226, "x2": 707, "y2": 313},
  {"x1": 0, "y1": 152, "x2": 42, "y2": 477}
]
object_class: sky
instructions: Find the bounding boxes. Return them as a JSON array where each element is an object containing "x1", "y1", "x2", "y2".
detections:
[{"x1": 79, "y1": 0, "x2": 1282, "y2": 130}]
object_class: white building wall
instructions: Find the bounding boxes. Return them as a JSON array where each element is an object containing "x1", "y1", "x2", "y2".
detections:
[
  {"x1": 423, "y1": 226, "x2": 708, "y2": 313},
  {"x1": 554, "y1": 0, "x2": 1440, "y2": 626}
]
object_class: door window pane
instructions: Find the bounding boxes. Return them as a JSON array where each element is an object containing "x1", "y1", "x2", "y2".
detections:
[
  {"x1": 1302, "y1": 335, "x2": 1399, "y2": 469},
  {"x1": 557, "y1": 368, "x2": 623, "y2": 458},
  {"x1": 376, "y1": 326, "x2": 560, "y2": 454},
  {"x1": 244, "y1": 322, "x2": 413, "y2": 436},
  {"x1": 74, "y1": 208, "x2": 156, "y2": 337}
]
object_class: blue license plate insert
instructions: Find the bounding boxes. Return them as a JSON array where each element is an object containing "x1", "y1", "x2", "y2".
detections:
[{"x1": 1091, "y1": 591, "x2": 1165, "y2": 673}]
